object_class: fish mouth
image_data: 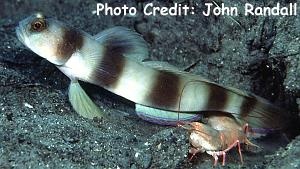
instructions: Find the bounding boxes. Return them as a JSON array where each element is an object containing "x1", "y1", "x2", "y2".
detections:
[{"x1": 16, "y1": 25, "x2": 26, "y2": 45}]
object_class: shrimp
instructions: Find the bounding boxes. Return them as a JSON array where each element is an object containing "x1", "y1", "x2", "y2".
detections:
[{"x1": 179, "y1": 113, "x2": 259, "y2": 166}]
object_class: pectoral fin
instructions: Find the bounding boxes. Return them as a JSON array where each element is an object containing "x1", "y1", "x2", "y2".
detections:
[{"x1": 68, "y1": 80, "x2": 104, "y2": 119}]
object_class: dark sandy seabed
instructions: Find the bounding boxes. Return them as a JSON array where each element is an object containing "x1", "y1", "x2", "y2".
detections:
[{"x1": 0, "y1": 0, "x2": 299, "y2": 168}]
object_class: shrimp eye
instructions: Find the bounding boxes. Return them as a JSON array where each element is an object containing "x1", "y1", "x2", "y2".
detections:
[{"x1": 31, "y1": 19, "x2": 46, "y2": 32}]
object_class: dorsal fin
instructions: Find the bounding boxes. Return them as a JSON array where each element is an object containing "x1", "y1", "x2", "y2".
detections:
[
  {"x1": 142, "y1": 61, "x2": 184, "y2": 72},
  {"x1": 142, "y1": 60, "x2": 213, "y2": 83},
  {"x1": 94, "y1": 26, "x2": 149, "y2": 62}
]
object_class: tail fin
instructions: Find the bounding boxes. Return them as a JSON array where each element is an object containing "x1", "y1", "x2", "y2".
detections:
[
  {"x1": 206, "y1": 84, "x2": 286, "y2": 133},
  {"x1": 68, "y1": 81, "x2": 104, "y2": 119},
  {"x1": 178, "y1": 80, "x2": 286, "y2": 133},
  {"x1": 237, "y1": 95, "x2": 285, "y2": 133},
  {"x1": 224, "y1": 85, "x2": 285, "y2": 132}
]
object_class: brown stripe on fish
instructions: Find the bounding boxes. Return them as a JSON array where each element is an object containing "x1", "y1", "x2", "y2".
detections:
[
  {"x1": 147, "y1": 71, "x2": 181, "y2": 109},
  {"x1": 90, "y1": 40, "x2": 128, "y2": 89},
  {"x1": 239, "y1": 96, "x2": 257, "y2": 118},
  {"x1": 206, "y1": 84, "x2": 229, "y2": 110},
  {"x1": 55, "y1": 28, "x2": 83, "y2": 62}
]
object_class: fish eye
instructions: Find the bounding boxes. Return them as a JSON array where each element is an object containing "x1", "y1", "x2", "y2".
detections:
[{"x1": 31, "y1": 19, "x2": 46, "y2": 32}]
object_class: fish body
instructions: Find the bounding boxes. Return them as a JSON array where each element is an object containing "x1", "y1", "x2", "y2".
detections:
[{"x1": 16, "y1": 13, "x2": 284, "y2": 130}]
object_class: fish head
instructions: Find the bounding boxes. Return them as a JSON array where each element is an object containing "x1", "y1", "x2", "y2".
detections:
[{"x1": 16, "y1": 13, "x2": 75, "y2": 65}]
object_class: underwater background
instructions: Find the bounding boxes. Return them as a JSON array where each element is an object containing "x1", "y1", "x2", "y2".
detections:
[{"x1": 0, "y1": 0, "x2": 299, "y2": 168}]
